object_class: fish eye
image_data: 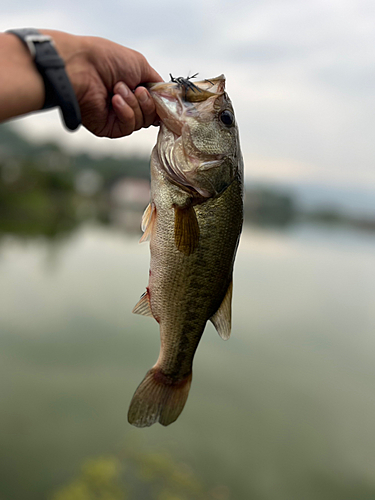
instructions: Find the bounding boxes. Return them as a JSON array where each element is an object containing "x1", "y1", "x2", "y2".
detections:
[{"x1": 219, "y1": 110, "x2": 234, "y2": 127}]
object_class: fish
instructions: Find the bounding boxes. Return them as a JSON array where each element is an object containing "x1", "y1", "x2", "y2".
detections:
[{"x1": 128, "y1": 74, "x2": 244, "y2": 427}]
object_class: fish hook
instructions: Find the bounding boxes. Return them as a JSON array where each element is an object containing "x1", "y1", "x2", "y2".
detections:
[{"x1": 169, "y1": 73, "x2": 202, "y2": 100}]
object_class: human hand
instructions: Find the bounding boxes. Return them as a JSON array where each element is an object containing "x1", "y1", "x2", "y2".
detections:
[{"x1": 42, "y1": 30, "x2": 163, "y2": 138}]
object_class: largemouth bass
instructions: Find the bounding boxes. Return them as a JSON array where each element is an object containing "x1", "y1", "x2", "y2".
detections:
[{"x1": 128, "y1": 75, "x2": 243, "y2": 427}]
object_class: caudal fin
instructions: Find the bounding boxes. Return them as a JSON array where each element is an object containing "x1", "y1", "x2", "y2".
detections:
[{"x1": 128, "y1": 368, "x2": 192, "y2": 427}]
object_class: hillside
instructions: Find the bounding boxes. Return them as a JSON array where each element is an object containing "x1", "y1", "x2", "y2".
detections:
[{"x1": 0, "y1": 124, "x2": 150, "y2": 183}]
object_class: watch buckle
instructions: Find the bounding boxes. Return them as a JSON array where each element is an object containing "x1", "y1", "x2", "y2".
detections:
[{"x1": 24, "y1": 34, "x2": 54, "y2": 59}]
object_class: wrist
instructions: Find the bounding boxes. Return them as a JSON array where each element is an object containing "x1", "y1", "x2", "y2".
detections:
[
  {"x1": 40, "y1": 30, "x2": 93, "y2": 103},
  {"x1": 6, "y1": 28, "x2": 82, "y2": 130}
]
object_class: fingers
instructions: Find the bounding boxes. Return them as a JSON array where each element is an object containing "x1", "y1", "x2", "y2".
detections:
[
  {"x1": 111, "y1": 93, "x2": 135, "y2": 136},
  {"x1": 134, "y1": 86, "x2": 157, "y2": 128},
  {"x1": 112, "y1": 81, "x2": 157, "y2": 136},
  {"x1": 114, "y1": 82, "x2": 143, "y2": 131}
]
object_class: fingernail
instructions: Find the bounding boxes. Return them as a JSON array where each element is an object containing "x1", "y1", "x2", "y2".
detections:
[
  {"x1": 117, "y1": 82, "x2": 129, "y2": 99},
  {"x1": 115, "y1": 94, "x2": 126, "y2": 107},
  {"x1": 138, "y1": 90, "x2": 149, "y2": 104}
]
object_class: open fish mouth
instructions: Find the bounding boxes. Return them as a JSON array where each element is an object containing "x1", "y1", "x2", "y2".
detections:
[
  {"x1": 146, "y1": 75, "x2": 226, "y2": 136},
  {"x1": 146, "y1": 74, "x2": 225, "y2": 101}
]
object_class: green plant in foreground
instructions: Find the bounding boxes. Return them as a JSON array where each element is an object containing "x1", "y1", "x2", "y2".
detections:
[
  {"x1": 51, "y1": 457, "x2": 125, "y2": 500},
  {"x1": 51, "y1": 450, "x2": 231, "y2": 500}
]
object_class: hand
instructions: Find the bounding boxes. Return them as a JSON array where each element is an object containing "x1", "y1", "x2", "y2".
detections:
[{"x1": 42, "y1": 31, "x2": 163, "y2": 138}]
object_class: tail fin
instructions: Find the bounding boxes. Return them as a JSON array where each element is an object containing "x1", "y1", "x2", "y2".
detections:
[{"x1": 128, "y1": 368, "x2": 192, "y2": 427}]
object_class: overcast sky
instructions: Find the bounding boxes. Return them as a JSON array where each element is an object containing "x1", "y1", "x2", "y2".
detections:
[{"x1": 2, "y1": 0, "x2": 375, "y2": 189}]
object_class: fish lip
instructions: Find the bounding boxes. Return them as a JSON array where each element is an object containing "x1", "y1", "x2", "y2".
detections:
[
  {"x1": 143, "y1": 81, "x2": 165, "y2": 91},
  {"x1": 151, "y1": 93, "x2": 187, "y2": 136}
]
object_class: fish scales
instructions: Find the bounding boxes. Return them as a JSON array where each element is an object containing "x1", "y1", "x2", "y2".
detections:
[
  {"x1": 151, "y1": 169, "x2": 242, "y2": 377},
  {"x1": 128, "y1": 75, "x2": 243, "y2": 427}
]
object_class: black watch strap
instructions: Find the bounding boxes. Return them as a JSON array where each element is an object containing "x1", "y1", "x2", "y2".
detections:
[{"x1": 7, "y1": 28, "x2": 81, "y2": 131}]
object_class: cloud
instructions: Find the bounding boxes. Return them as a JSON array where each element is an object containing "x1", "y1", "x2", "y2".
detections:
[
  {"x1": 0, "y1": 7, "x2": 86, "y2": 35},
  {"x1": 2, "y1": 0, "x2": 375, "y2": 189}
]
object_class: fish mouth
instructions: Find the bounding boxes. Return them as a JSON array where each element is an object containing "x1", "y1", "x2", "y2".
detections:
[
  {"x1": 147, "y1": 75, "x2": 226, "y2": 136},
  {"x1": 146, "y1": 74, "x2": 225, "y2": 102}
]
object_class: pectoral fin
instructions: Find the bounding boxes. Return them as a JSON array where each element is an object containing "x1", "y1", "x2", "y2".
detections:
[
  {"x1": 174, "y1": 205, "x2": 200, "y2": 256},
  {"x1": 140, "y1": 203, "x2": 156, "y2": 243},
  {"x1": 210, "y1": 280, "x2": 233, "y2": 340},
  {"x1": 132, "y1": 290, "x2": 153, "y2": 317}
]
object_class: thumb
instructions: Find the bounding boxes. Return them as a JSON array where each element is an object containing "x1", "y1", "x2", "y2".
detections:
[{"x1": 138, "y1": 56, "x2": 163, "y2": 85}]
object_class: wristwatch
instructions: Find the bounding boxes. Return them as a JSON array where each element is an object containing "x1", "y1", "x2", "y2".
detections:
[{"x1": 6, "y1": 28, "x2": 81, "y2": 131}]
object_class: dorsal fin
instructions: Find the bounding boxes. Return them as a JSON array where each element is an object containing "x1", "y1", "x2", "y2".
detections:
[
  {"x1": 174, "y1": 205, "x2": 200, "y2": 256},
  {"x1": 140, "y1": 203, "x2": 156, "y2": 243},
  {"x1": 210, "y1": 280, "x2": 233, "y2": 340},
  {"x1": 132, "y1": 290, "x2": 153, "y2": 317}
]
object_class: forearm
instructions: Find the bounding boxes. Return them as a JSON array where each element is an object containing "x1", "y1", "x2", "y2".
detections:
[{"x1": 0, "y1": 32, "x2": 45, "y2": 121}]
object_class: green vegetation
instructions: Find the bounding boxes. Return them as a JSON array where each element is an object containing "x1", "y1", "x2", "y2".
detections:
[
  {"x1": 51, "y1": 449, "x2": 230, "y2": 500},
  {"x1": 0, "y1": 158, "x2": 77, "y2": 238},
  {"x1": 1, "y1": 123, "x2": 374, "y2": 240},
  {"x1": 0, "y1": 124, "x2": 150, "y2": 183},
  {"x1": 0, "y1": 124, "x2": 151, "y2": 239},
  {"x1": 244, "y1": 186, "x2": 296, "y2": 226},
  {"x1": 51, "y1": 457, "x2": 124, "y2": 500}
]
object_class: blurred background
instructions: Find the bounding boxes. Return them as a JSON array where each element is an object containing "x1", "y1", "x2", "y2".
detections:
[{"x1": 1, "y1": 1, "x2": 375, "y2": 499}]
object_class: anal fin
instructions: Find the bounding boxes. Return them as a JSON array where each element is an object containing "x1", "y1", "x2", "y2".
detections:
[
  {"x1": 210, "y1": 280, "x2": 233, "y2": 340},
  {"x1": 174, "y1": 205, "x2": 200, "y2": 256},
  {"x1": 132, "y1": 290, "x2": 153, "y2": 317}
]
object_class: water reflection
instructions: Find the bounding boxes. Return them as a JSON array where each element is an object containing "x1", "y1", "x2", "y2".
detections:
[{"x1": 1, "y1": 222, "x2": 375, "y2": 500}]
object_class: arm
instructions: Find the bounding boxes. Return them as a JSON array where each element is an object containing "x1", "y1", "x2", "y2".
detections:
[
  {"x1": 0, "y1": 32, "x2": 45, "y2": 120},
  {"x1": 0, "y1": 30, "x2": 163, "y2": 137}
]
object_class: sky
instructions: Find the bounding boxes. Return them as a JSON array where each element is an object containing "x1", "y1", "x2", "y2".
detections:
[{"x1": 2, "y1": 0, "x2": 375, "y2": 190}]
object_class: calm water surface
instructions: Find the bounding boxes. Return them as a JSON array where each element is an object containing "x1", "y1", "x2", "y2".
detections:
[{"x1": 1, "y1": 223, "x2": 375, "y2": 499}]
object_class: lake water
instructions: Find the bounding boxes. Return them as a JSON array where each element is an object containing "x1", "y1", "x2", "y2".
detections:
[{"x1": 1, "y1": 222, "x2": 375, "y2": 499}]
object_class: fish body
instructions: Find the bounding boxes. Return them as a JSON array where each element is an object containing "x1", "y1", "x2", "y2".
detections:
[{"x1": 128, "y1": 75, "x2": 243, "y2": 427}]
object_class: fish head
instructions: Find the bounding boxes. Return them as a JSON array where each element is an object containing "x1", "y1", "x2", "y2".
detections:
[{"x1": 148, "y1": 75, "x2": 242, "y2": 198}]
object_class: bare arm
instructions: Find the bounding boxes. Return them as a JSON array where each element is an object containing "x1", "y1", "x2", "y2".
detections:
[
  {"x1": 0, "y1": 33, "x2": 45, "y2": 120},
  {"x1": 0, "y1": 30, "x2": 163, "y2": 137}
]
